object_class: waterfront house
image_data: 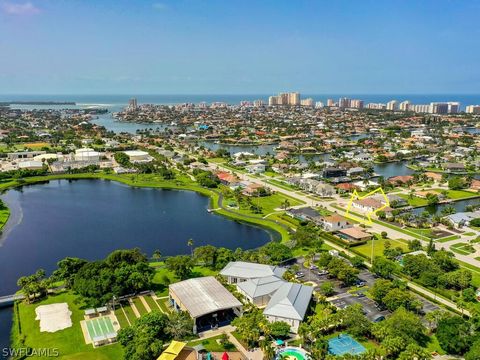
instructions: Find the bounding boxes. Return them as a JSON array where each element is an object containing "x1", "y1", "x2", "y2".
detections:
[
  {"x1": 337, "y1": 227, "x2": 372, "y2": 242},
  {"x1": 352, "y1": 197, "x2": 385, "y2": 213},
  {"x1": 445, "y1": 212, "x2": 480, "y2": 228},
  {"x1": 443, "y1": 163, "x2": 466, "y2": 172},
  {"x1": 424, "y1": 172, "x2": 443, "y2": 182},
  {"x1": 318, "y1": 214, "x2": 351, "y2": 232},
  {"x1": 286, "y1": 207, "x2": 321, "y2": 222},
  {"x1": 335, "y1": 183, "x2": 359, "y2": 193},
  {"x1": 322, "y1": 167, "x2": 347, "y2": 179},
  {"x1": 387, "y1": 175, "x2": 414, "y2": 186},
  {"x1": 245, "y1": 163, "x2": 266, "y2": 174}
]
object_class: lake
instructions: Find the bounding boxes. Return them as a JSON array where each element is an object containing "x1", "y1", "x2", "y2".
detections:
[
  {"x1": 0, "y1": 179, "x2": 273, "y2": 354},
  {"x1": 374, "y1": 160, "x2": 414, "y2": 178}
]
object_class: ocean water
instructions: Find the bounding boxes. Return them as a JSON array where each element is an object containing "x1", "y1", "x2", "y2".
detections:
[{"x1": 1, "y1": 94, "x2": 479, "y2": 110}]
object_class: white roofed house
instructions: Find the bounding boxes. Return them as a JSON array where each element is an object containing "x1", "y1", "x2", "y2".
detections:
[
  {"x1": 220, "y1": 261, "x2": 286, "y2": 284},
  {"x1": 18, "y1": 160, "x2": 44, "y2": 170},
  {"x1": 123, "y1": 150, "x2": 153, "y2": 163},
  {"x1": 263, "y1": 282, "x2": 313, "y2": 333},
  {"x1": 74, "y1": 148, "x2": 101, "y2": 162},
  {"x1": 318, "y1": 214, "x2": 351, "y2": 232},
  {"x1": 236, "y1": 275, "x2": 285, "y2": 307}
]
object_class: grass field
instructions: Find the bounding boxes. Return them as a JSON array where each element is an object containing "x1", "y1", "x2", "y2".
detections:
[
  {"x1": 450, "y1": 242, "x2": 476, "y2": 255},
  {"x1": 113, "y1": 308, "x2": 130, "y2": 328},
  {"x1": 12, "y1": 292, "x2": 123, "y2": 360},
  {"x1": 131, "y1": 297, "x2": 148, "y2": 316},
  {"x1": 354, "y1": 236, "x2": 410, "y2": 259},
  {"x1": 188, "y1": 334, "x2": 236, "y2": 352},
  {"x1": 396, "y1": 193, "x2": 429, "y2": 207},
  {"x1": 152, "y1": 264, "x2": 217, "y2": 296},
  {"x1": 120, "y1": 302, "x2": 138, "y2": 325},
  {"x1": 142, "y1": 295, "x2": 161, "y2": 312}
]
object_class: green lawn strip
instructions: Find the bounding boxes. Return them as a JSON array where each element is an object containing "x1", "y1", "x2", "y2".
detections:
[
  {"x1": 187, "y1": 334, "x2": 236, "y2": 352},
  {"x1": 113, "y1": 308, "x2": 129, "y2": 328},
  {"x1": 425, "y1": 335, "x2": 446, "y2": 355},
  {"x1": 396, "y1": 193, "x2": 429, "y2": 207},
  {"x1": 121, "y1": 302, "x2": 138, "y2": 323},
  {"x1": 143, "y1": 295, "x2": 162, "y2": 312},
  {"x1": 450, "y1": 242, "x2": 475, "y2": 255},
  {"x1": 436, "y1": 235, "x2": 461, "y2": 243},
  {"x1": 157, "y1": 299, "x2": 171, "y2": 313},
  {"x1": 12, "y1": 291, "x2": 124, "y2": 359},
  {"x1": 456, "y1": 260, "x2": 480, "y2": 288},
  {"x1": 265, "y1": 179, "x2": 299, "y2": 191},
  {"x1": 353, "y1": 237, "x2": 410, "y2": 259},
  {"x1": 132, "y1": 297, "x2": 149, "y2": 316},
  {"x1": 463, "y1": 232, "x2": 476, "y2": 236},
  {"x1": 437, "y1": 189, "x2": 479, "y2": 200}
]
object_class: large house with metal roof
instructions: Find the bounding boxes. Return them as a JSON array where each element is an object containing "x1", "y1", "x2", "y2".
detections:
[{"x1": 169, "y1": 276, "x2": 243, "y2": 334}]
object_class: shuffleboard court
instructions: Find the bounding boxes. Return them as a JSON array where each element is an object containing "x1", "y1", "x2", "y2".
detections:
[{"x1": 85, "y1": 317, "x2": 117, "y2": 341}]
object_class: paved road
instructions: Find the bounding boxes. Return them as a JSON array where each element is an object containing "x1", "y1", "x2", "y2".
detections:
[{"x1": 207, "y1": 161, "x2": 472, "y2": 316}]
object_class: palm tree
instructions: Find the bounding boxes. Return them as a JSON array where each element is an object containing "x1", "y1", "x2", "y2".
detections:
[
  {"x1": 152, "y1": 249, "x2": 162, "y2": 262},
  {"x1": 187, "y1": 238, "x2": 194, "y2": 257}
]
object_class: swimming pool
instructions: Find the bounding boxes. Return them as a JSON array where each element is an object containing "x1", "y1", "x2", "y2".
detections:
[{"x1": 275, "y1": 347, "x2": 310, "y2": 360}]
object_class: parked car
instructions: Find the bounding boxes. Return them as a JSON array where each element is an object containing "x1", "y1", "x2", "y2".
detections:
[
  {"x1": 317, "y1": 269, "x2": 329, "y2": 276},
  {"x1": 295, "y1": 272, "x2": 305, "y2": 278}
]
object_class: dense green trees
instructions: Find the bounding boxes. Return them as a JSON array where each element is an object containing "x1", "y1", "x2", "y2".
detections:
[
  {"x1": 165, "y1": 255, "x2": 194, "y2": 280},
  {"x1": 118, "y1": 312, "x2": 169, "y2": 360},
  {"x1": 17, "y1": 269, "x2": 51, "y2": 303},
  {"x1": 436, "y1": 315, "x2": 476, "y2": 355},
  {"x1": 72, "y1": 249, "x2": 154, "y2": 305},
  {"x1": 114, "y1": 152, "x2": 131, "y2": 167},
  {"x1": 372, "y1": 307, "x2": 428, "y2": 358},
  {"x1": 193, "y1": 169, "x2": 220, "y2": 188},
  {"x1": 52, "y1": 257, "x2": 88, "y2": 288},
  {"x1": 371, "y1": 256, "x2": 397, "y2": 278}
]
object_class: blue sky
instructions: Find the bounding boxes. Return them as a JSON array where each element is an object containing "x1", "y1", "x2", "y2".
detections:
[{"x1": 1, "y1": 0, "x2": 479, "y2": 94}]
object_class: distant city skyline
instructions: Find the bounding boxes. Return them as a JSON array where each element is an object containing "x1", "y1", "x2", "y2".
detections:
[{"x1": 1, "y1": 0, "x2": 480, "y2": 95}]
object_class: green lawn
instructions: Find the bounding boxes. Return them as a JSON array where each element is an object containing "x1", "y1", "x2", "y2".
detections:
[
  {"x1": 450, "y1": 242, "x2": 475, "y2": 255},
  {"x1": 157, "y1": 298, "x2": 171, "y2": 313},
  {"x1": 121, "y1": 302, "x2": 138, "y2": 324},
  {"x1": 114, "y1": 308, "x2": 130, "y2": 328},
  {"x1": 187, "y1": 334, "x2": 236, "y2": 352},
  {"x1": 142, "y1": 295, "x2": 161, "y2": 312},
  {"x1": 436, "y1": 235, "x2": 461, "y2": 243},
  {"x1": 13, "y1": 291, "x2": 124, "y2": 360},
  {"x1": 131, "y1": 297, "x2": 148, "y2": 316},
  {"x1": 152, "y1": 264, "x2": 217, "y2": 296},
  {"x1": 396, "y1": 193, "x2": 429, "y2": 207},
  {"x1": 435, "y1": 189, "x2": 478, "y2": 200},
  {"x1": 354, "y1": 236, "x2": 410, "y2": 259}
]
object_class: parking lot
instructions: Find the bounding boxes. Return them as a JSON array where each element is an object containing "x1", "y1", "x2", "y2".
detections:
[{"x1": 293, "y1": 255, "x2": 442, "y2": 323}]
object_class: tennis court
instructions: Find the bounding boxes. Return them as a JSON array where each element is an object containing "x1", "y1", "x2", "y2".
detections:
[
  {"x1": 85, "y1": 316, "x2": 117, "y2": 343},
  {"x1": 328, "y1": 334, "x2": 366, "y2": 356}
]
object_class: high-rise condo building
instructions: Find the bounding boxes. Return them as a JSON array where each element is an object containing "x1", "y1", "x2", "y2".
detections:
[
  {"x1": 466, "y1": 105, "x2": 480, "y2": 114},
  {"x1": 338, "y1": 97, "x2": 351, "y2": 108},
  {"x1": 327, "y1": 99, "x2": 335, "y2": 107},
  {"x1": 253, "y1": 100, "x2": 265, "y2": 107},
  {"x1": 128, "y1": 98, "x2": 138, "y2": 110},
  {"x1": 399, "y1": 101, "x2": 410, "y2": 111},
  {"x1": 268, "y1": 92, "x2": 301, "y2": 106},
  {"x1": 386, "y1": 100, "x2": 398, "y2": 111},
  {"x1": 426, "y1": 102, "x2": 459, "y2": 114},
  {"x1": 350, "y1": 99, "x2": 364, "y2": 109},
  {"x1": 301, "y1": 98, "x2": 314, "y2": 107},
  {"x1": 315, "y1": 101, "x2": 324, "y2": 108}
]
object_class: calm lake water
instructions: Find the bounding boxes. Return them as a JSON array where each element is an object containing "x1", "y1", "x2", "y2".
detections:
[
  {"x1": 0, "y1": 179, "x2": 273, "y2": 353},
  {"x1": 374, "y1": 160, "x2": 414, "y2": 178}
]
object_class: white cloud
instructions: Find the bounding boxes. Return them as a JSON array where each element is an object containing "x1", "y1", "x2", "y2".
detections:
[
  {"x1": 1, "y1": 1, "x2": 40, "y2": 15},
  {"x1": 152, "y1": 2, "x2": 167, "y2": 10}
]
